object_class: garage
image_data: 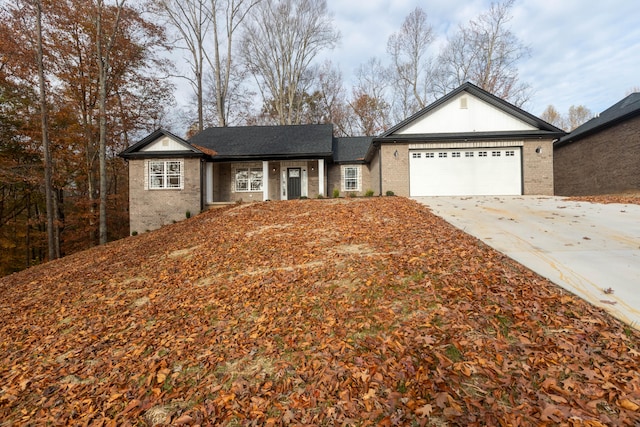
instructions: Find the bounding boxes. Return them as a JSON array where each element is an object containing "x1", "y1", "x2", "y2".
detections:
[{"x1": 409, "y1": 147, "x2": 522, "y2": 196}]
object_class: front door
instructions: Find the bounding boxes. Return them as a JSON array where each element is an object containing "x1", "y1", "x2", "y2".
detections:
[{"x1": 287, "y1": 168, "x2": 301, "y2": 199}]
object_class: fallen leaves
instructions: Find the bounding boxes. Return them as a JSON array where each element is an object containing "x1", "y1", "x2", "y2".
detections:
[{"x1": 0, "y1": 197, "x2": 639, "y2": 425}]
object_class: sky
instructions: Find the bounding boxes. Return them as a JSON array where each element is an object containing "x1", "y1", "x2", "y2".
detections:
[{"x1": 322, "y1": 0, "x2": 640, "y2": 117}]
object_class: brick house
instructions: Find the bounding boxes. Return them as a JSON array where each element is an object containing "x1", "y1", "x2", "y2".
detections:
[
  {"x1": 120, "y1": 83, "x2": 562, "y2": 233},
  {"x1": 554, "y1": 92, "x2": 640, "y2": 196}
]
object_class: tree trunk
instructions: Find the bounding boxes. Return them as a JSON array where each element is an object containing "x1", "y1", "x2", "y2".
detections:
[{"x1": 34, "y1": 0, "x2": 58, "y2": 260}]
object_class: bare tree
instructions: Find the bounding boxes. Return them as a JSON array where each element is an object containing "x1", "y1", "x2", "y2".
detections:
[
  {"x1": 153, "y1": 0, "x2": 210, "y2": 131},
  {"x1": 348, "y1": 57, "x2": 391, "y2": 135},
  {"x1": 540, "y1": 105, "x2": 566, "y2": 130},
  {"x1": 435, "y1": 0, "x2": 530, "y2": 106},
  {"x1": 387, "y1": 7, "x2": 435, "y2": 117},
  {"x1": 315, "y1": 61, "x2": 350, "y2": 136},
  {"x1": 207, "y1": 0, "x2": 260, "y2": 127},
  {"x1": 566, "y1": 105, "x2": 593, "y2": 131},
  {"x1": 540, "y1": 104, "x2": 593, "y2": 131},
  {"x1": 241, "y1": 0, "x2": 339, "y2": 125}
]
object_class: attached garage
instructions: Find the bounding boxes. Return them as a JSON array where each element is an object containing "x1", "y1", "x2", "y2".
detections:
[
  {"x1": 409, "y1": 146, "x2": 522, "y2": 196},
  {"x1": 375, "y1": 83, "x2": 564, "y2": 197}
]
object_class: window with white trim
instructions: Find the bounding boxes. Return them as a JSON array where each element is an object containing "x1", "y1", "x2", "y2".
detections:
[
  {"x1": 342, "y1": 165, "x2": 361, "y2": 192},
  {"x1": 452, "y1": 152, "x2": 461, "y2": 158},
  {"x1": 465, "y1": 152, "x2": 474, "y2": 157},
  {"x1": 425, "y1": 152, "x2": 434, "y2": 158},
  {"x1": 412, "y1": 152, "x2": 422, "y2": 159},
  {"x1": 478, "y1": 151, "x2": 488, "y2": 157},
  {"x1": 439, "y1": 152, "x2": 447, "y2": 158},
  {"x1": 148, "y1": 160, "x2": 183, "y2": 189},
  {"x1": 492, "y1": 151, "x2": 501, "y2": 157},
  {"x1": 506, "y1": 150, "x2": 515, "y2": 157},
  {"x1": 235, "y1": 167, "x2": 263, "y2": 192}
]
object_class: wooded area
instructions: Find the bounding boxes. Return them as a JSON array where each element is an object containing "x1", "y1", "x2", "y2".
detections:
[{"x1": 0, "y1": 0, "x2": 587, "y2": 275}]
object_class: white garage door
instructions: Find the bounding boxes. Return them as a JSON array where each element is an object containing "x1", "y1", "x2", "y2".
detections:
[{"x1": 409, "y1": 148, "x2": 522, "y2": 196}]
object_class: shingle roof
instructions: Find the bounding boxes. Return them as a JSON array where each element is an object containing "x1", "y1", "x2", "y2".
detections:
[
  {"x1": 555, "y1": 93, "x2": 640, "y2": 147},
  {"x1": 379, "y1": 82, "x2": 565, "y2": 140},
  {"x1": 332, "y1": 137, "x2": 374, "y2": 163},
  {"x1": 188, "y1": 124, "x2": 334, "y2": 160}
]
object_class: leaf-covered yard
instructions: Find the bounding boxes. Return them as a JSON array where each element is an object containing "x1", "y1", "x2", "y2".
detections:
[{"x1": 1, "y1": 197, "x2": 638, "y2": 426}]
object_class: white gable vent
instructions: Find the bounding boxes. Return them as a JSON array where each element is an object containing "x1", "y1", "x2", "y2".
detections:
[{"x1": 460, "y1": 96, "x2": 468, "y2": 109}]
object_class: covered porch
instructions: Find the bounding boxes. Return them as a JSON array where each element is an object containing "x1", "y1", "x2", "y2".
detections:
[{"x1": 204, "y1": 159, "x2": 327, "y2": 204}]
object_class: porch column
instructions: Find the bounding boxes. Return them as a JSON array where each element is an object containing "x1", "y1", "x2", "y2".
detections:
[
  {"x1": 206, "y1": 163, "x2": 213, "y2": 204},
  {"x1": 262, "y1": 161, "x2": 269, "y2": 201},
  {"x1": 318, "y1": 159, "x2": 325, "y2": 197}
]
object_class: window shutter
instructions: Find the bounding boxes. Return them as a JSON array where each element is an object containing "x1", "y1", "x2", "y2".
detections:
[
  {"x1": 180, "y1": 161, "x2": 184, "y2": 190},
  {"x1": 144, "y1": 160, "x2": 149, "y2": 190}
]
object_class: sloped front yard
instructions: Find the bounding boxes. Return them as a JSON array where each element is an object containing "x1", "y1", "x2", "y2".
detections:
[{"x1": 1, "y1": 198, "x2": 638, "y2": 426}]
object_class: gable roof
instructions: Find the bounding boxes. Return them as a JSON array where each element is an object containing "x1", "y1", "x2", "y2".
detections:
[
  {"x1": 119, "y1": 129, "x2": 206, "y2": 159},
  {"x1": 555, "y1": 92, "x2": 640, "y2": 147},
  {"x1": 332, "y1": 137, "x2": 374, "y2": 163},
  {"x1": 188, "y1": 124, "x2": 334, "y2": 160},
  {"x1": 379, "y1": 82, "x2": 565, "y2": 141}
]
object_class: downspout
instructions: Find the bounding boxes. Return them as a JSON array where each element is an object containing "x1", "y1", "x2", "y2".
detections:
[{"x1": 378, "y1": 144, "x2": 383, "y2": 196}]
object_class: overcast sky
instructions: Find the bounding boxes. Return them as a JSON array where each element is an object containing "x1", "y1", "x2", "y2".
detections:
[{"x1": 323, "y1": 0, "x2": 640, "y2": 117}]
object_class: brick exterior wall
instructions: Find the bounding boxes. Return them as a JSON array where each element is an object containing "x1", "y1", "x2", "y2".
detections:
[
  {"x1": 554, "y1": 115, "x2": 640, "y2": 195},
  {"x1": 376, "y1": 139, "x2": 555, "y2": 196},
  {"x1": 129, "y1": 158, "x2": 202, "y2": 234},
  {"x1": 522, "y1": 139, "x2": 555, "y2": 195},
  {"x1": 327, "y1": 163, "x2": 373, "y2": 197},
  {"x1": 379, "y1": 144, "x2": 410, "y2": 196}
]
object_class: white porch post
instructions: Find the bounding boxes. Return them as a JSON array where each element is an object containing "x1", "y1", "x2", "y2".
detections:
[
  {"x1": 262, "y1": 161, "x2": 269, "y2": 201},
  {"x1": 206, "y1": 163, "x2": 213, "y2": 204},
  {"x1": 318, "y1": 159, "x2": 325, "y2": 197}
]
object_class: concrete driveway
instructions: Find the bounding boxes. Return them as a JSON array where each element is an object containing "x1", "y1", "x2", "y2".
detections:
[{"x1": 414, "y1": 196, "x2": 640, "y2": 328}]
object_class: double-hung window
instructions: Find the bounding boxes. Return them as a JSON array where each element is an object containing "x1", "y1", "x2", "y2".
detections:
[
  {"x1": 148, "y1": 160, "x2": 183, "y2": 189},
  {"x1": 342, "y1": 166, "x2": 360, "y2": 192},
  {"x1": 235, "y1": 167, "x2": 263, "y2": 192}
]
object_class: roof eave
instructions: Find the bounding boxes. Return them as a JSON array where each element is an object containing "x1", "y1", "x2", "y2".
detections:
[
  {"x1": 555, "y1": 109, "x2": 640, "y2": 147},
  {"x1": 119, "y1": 151, "x2": 207, "y2": 160},
  {"x1": 209, "y1": 152, "x2": 334, "y2": 161},
  {"x1": 375, "y1": 130, "x2": 566, "y2": 143}
]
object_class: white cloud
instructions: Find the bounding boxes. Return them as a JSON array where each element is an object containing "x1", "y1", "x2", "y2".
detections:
[{"x1": 325, "y1": 0, "x2": 640, "y2": 118}]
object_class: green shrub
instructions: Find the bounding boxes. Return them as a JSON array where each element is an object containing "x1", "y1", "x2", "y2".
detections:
[
  {"x1": 186, "y1": 210, "x2": 191, "y2": 219},
  {"x1": 131, "y1": 231, "x2": 138, "y2": 236},
  {"x1": 386, "y1": 190, "x2": 395, "y2": 196},
  {"x1": 332, "y1": 188, "x2": 340, "y2": 198},
  {"x1": 365, "y1": 189, "x2": 374, "y2": 197}
]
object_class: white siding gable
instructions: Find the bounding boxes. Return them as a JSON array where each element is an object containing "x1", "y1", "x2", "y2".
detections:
[
  {"x1": 141, "y1": 136, "x2": 193, "y2": 152},
  {"x1": 395, "y1": 92, "x2": 537, "y2": 135}
]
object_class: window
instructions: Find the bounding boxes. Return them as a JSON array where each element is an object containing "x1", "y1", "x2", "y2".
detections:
[
  {"x1": 452, "y1": 152, "x2": 461, "y2": 158},
  {"x1": 492, "y1": 151, "x2": 501, "y2": 157},
  {"x1": 235, "y1": 167, "x2": 263, "y2": 192},
  {"x1": 412, "y1": 152, "x2": 422, "y2": 159},
  {"x1": 439, "y1": 152, "x2": 447, "y2": 158},
  {"x1": 342, "y1": 166, "x2": 361, "y2": 191},
  {"x1": 465, "y1": 152, "x2": 474, "y2": 158},
  {"x1": 148, "y1": 160, "x2": 182, "y2": 189},
  {"x1": 478, "y1": 151, "x2": 487, "y2": 157},
  {"x1": 425, "y1": 152, "x2": 434, "y2": 158},
  {"x1": 506, "y1": 150, "x2": 515, "y2": 157}
]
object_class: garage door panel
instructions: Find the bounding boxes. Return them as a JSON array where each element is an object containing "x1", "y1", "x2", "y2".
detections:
[{"x1": 409, "y1": 148, "x2": 521, "y2": 196}]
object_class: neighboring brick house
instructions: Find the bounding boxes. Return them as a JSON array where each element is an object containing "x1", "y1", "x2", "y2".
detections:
[
  {"x1": 121, "y1": 83, "x2": 563, "y2": 233},
  {"x1": 554, "y1": 92, "x2": 640, "y2": 196}
]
